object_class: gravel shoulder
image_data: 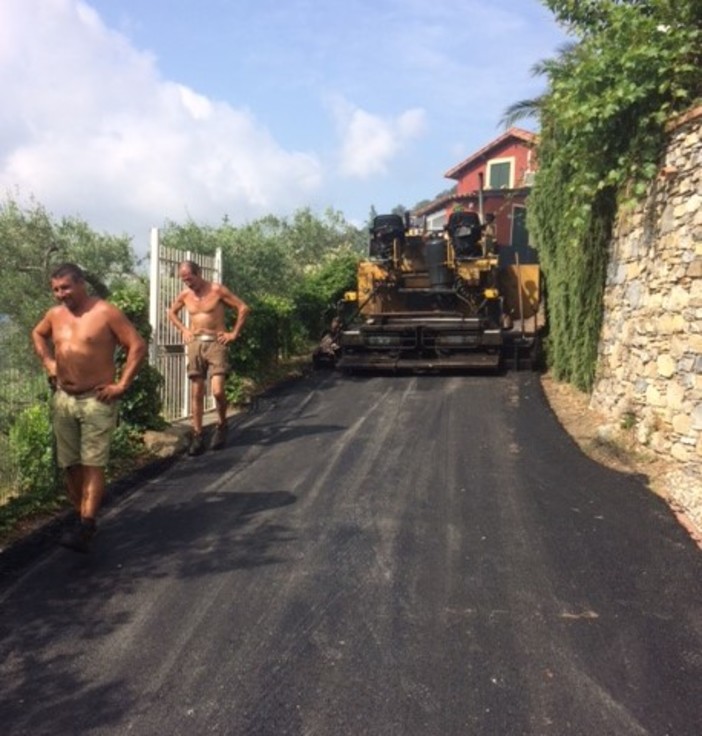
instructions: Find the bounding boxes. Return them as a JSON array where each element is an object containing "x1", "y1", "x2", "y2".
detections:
[{"x1": 540, "y1": 372, "x2": 702, "y2": 547}]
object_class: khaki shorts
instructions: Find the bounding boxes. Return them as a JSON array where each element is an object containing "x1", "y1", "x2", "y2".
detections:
[
  {"x1": 52, "y1": 390, "x2": 118, "y2": 468},
  {"x1": 187, "y1": 339, "x2": 229, "y2": 378}
]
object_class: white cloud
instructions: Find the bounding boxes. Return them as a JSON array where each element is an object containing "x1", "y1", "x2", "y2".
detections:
[
  {"x1": 0, "y1": 0, "x2": 323, "y2": 242},
  {"x1": 0, "y1": 0, "x2": 567, "y2": 246},
  {"x1": 331, "y1": 97, "x2": 427, "y2": 179}
]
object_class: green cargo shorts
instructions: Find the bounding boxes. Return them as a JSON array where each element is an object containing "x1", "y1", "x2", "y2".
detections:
[{"x1": 52, "y1": 389, "x2": 118, "y2": 468}]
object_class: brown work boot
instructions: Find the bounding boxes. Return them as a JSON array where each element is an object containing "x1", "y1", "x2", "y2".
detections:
[
  {"x1": 59, "y1": 518, "x2": 96, "y2": 554},
  {"x1": 188, "y1": 432, "x2": 205, "y2": 456},
  {"x1": 209, "y1": 423, "x2": 228, "y2": 451}
]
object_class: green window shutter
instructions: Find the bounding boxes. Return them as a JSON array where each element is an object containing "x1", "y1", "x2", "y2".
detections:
[{"x1": 488, "y1": 161, "x2": 511, "y2": 189}]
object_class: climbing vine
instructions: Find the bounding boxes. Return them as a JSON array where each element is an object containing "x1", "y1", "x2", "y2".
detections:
[{"x1": 526, "y1": 0, "x2": 701, "y2": 390}]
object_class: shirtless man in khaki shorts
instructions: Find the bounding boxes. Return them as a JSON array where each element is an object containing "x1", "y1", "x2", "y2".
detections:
[
  {"x1": 32, "y1": 263, "x2": 147, "y2": 553},
  {"x1": 167, "y1": 260, "x2": 250, "y2": 455}
]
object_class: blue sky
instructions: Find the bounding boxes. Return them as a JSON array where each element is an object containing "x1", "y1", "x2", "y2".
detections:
[{"x1": 0, "y1": 0, "x2": 568, "y2": 254}]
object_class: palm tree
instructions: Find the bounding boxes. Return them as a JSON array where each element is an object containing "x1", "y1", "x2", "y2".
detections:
[{"x1": 500, "y1": 42, "x2": 580, "y2": 129}]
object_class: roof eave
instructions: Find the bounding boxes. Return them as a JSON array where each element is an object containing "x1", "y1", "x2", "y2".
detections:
[{"x1": 444, "y1": 127, "x2": 537, "y2": 180}]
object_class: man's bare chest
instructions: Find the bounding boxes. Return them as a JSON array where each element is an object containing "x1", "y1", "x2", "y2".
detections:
[
  {"x1": 185, "y1": 293, "x2": 223, "y2": 315},
  {"x1": 53, "y1": 314, "x2": 113, "y2": 350}
]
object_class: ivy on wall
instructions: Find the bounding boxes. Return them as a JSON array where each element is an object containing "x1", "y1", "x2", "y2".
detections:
[{"x1": 522, "y1": 1, "x2": 701, "y2": 390}]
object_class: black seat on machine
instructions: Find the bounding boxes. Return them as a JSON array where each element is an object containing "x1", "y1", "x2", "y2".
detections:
[
  {"x1": 447, "y1": 211, "x2": 482, "y2": 259},
  {"x1": 369, "y1": 214, "x2": 405, "y2": 260}
]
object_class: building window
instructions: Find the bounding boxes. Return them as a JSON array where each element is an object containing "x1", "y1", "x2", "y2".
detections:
[
  {"x1": 426, "y1": 211, "x2": 446, "y2": 230},
  {"x1": 487, "y1": 158, "x2": 514, "y2": 189}
]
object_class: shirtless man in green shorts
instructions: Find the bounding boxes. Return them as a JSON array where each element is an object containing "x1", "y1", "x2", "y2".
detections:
[
  {"x1": 32, "y1": 263, "x2": 147, "y2": 553},
  {"x1": 167, "y1": 260, "x2": 250, "y2": 455}
]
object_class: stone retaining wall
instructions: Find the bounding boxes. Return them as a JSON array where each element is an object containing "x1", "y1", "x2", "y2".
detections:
[{"x1": 590, "y1": 106, "x2": 702, "y2": 533}]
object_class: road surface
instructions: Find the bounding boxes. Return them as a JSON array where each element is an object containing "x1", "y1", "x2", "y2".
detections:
[{"x1": 1, "y1": 371, "x2": 700, "y2": 735}]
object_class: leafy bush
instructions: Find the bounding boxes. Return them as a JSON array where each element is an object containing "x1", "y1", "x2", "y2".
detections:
[
  {"x1": 225, "y1": 373, "x2": 249, "y2": 406},
  {"x1": 118, "y1": 363, "x2": 166, "y2": 430},
  {"x1": 107, "y1": 423, "x2": 145, "y2": 481},
  {"x1": 8, "y1": 403, "x2": 58, "y2": 497},
  {"x1": 294, "y1": 251, "x2": 360, "y2": 339},
  {"x1": 110, "y1": 281, "x2": 167, "y2": 430},
  {"x1": 231, "y1": 294, "x2": 299, "y2": 375}
]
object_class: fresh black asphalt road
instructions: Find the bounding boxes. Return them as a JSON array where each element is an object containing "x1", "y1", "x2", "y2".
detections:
[{"x1": 0, "y1": 371, "x2": 700, "y2": 736}]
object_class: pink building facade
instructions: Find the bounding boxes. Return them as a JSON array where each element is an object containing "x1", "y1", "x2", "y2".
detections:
[{"x1": 416, "y1": 127, "x2": 537, "y2": 251}]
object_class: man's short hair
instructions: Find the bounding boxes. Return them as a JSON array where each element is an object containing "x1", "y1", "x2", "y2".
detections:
[
  {"x1": 180, "y1": 260, "x2": 201, "y2": 276},
  {"x1": 50, "y1": 263, "x2": 85, "y2": 282}
]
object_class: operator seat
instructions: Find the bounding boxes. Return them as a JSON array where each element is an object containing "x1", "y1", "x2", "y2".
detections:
[
  {"x1": 447, "y1": 211, "x2": 482, "y2": 259},
  {"x1": 369, "y1": 214, "x2": 405, "y2": 261}
]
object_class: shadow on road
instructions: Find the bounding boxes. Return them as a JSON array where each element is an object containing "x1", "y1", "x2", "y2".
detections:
[{"x1": 0, "y1": 489, "x2": 297, "y2": 735}]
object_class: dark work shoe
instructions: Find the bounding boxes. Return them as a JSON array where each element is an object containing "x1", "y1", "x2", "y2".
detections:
[
  {"x1": 209, "y1": 423, "x2": 228, "y2": 451},
  {"x1": 188, "y1": 433, "x2": 205, "y2": 456},
  {"x1": 59, "y1": 519, "x2": 96, "y2": 554}
]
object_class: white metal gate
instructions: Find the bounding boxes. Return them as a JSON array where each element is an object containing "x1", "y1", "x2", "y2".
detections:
[{"x1": 148, "y1": 228, "x2": 223, "y2": 421}]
